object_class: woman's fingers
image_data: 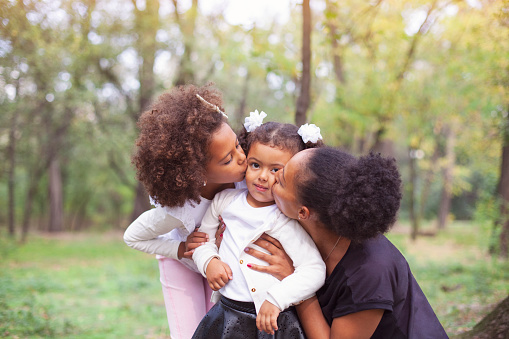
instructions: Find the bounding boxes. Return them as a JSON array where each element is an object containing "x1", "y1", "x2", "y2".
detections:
[
  {"x1": 259, "y1": 232, "x2": 283, "y2": 250},
  {"x1": 244, "y1": 247, "x2": 270, "y2": 262},
  {"x1": 252, "y1": 234, "x2": 281, "y2": 255}
]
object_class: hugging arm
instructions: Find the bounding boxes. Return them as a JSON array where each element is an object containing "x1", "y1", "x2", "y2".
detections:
[
  {"x1": 123, "y1": 207, "x2": 185, "y2": 259},
  {"x1": 248, "y1": 234, "x2": 383, "y2": 338},
  {"x1": 263, "y1": 220, "x2": 326, "y2": 313},
  {"x1": 296, "y1": 297, "x2": 383, "y2": 339}
]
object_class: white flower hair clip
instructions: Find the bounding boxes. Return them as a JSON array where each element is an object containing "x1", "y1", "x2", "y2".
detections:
[
  {"x1": 244, "y1": 110, "x2": 267, "y2": 132},
  {"x1": 298, "y1": 123, "x2": 323, "y2": 143}
]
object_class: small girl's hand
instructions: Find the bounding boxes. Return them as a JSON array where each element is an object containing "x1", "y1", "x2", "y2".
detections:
[
  {"x1": 256, "y1": 300, "x2": 280, "y2": 335},
  {"x1": 182, "y1": 228, "x2": 209, "y2": 258},
  {"x1": 205, "y1": 258, "x2": 233, "y2": 291}
]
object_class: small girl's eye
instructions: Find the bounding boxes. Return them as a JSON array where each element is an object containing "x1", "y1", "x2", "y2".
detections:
[
  {"x1": 271, "y1": 168, "x2": 280, "y2": 173},
  {"x1": 251, "y1": 163, "x2": 260, "y2": 169}
]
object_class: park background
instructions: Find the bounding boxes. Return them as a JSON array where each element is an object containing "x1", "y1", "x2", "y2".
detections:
[{"x1": 0, "y1": 0, "x2": 508, "y2": 338}]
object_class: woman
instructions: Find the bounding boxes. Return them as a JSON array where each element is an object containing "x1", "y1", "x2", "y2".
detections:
[{"x1": 245, "y1": 147, "x2": 448, "y2": 338}]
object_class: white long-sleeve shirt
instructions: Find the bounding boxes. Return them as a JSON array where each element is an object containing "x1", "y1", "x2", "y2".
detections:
[
  {"x1": 123, "y1": 182, "x2": 247, "y2": 272},
  {"x1": 193, "y1": 188, "x2": 326, "y2": 314},
  {"x1": 123, "y1": 197, "x2": 211, "y2": 272}
]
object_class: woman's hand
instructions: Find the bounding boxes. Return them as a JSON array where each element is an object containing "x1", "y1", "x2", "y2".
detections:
[
  {"x1": 244, "y1": 233, "x2": 295, "y2": 281},
  {"x1": 215, "y1": 215, "x2": 226, "y2": 248},
  {"x1": 181, "y1": 228, "x2": 209, "y2": 259}
]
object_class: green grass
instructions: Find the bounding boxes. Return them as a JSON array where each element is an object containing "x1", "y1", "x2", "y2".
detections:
[
  {"x1": 1, "y1": 221, "x2": 508, "y2": 338},
  {"x1": 0, "y1": 232, "x2": 169, "y2": 338},
  {"x1": 387, "y1": 221, "x2": 509, "y2": 337}
]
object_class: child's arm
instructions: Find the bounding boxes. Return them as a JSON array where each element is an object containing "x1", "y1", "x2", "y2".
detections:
[
  {"x1": 192, "y1": 189, "x2": 238, "y2": 277},
  {"x1": 123, "y1": 207, "x2": 186, "y2": 259},
  {"x1": 256, "y1": 300, "x2": 281, "y2": 335}
]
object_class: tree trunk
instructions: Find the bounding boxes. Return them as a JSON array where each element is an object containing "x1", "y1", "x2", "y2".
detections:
[
  {"x1": 409, "y1": 148, "x2": 419, "y2": 240},
  {"x1": 371, "y1": 126, "x2": 395, "y2": 157},
  {"x1": 235, "y1": 71, "x2": 250, "y2": 127},
  {"x1": 7, "y1": 110, "x2": 18, "y2": 237},
  {"x1": 457, "y1": 295, "x2": 509, "y2": 339},
  {"x1": 496, "y1": 109, "x2": 509, "y2": 257},
  {"x1": 21, "y1": 174, "x2": 39, "y2": 243},
  {"x1": 295, "y1": 0, "x2": 311, "y2": 126},
  {"x1": 420, "y1": 141, "x2": 440, "y2": 219},
  {"x1": 136, "y1": 0, "x2": 159, "y2": 111},
  {"x1": 48, "y1": 158, "x2": 64, "y2": 232},
  {"x1": 325, "y1": 0, "x2": 345, "y2": 85},
  {"x1": 173, "y1": 0, "x2": 197, "y2": 86},
  {"x1": 130, "y1": 182, "x2": 151, "y2": 222},
  {"x1": 437, "y1": 124, "x2": 456, "y2": 230},
  {"x1": 130, "y1": 0, "x2": 160, "y2": 222}
]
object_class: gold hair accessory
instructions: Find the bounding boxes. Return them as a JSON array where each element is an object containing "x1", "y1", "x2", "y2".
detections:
[{"x1": 195, "y1": 94, "x2": 228, "y2": 119}]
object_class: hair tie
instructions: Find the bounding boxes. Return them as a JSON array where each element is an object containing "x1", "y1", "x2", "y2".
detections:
[
  {"x1": 195, "y1": 94, "x2": 228, "y2": 118},
  {"x1": 298, "y1": 123, "x2": 323, "y2": 143},
  {"x1": 244, "y1": 110, "x2": 267, "y2": 132}
]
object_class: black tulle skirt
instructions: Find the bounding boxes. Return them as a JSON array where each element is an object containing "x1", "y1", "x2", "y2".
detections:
[{"x1": 192, "y1": 296, "x2": 307, "y2": 339}]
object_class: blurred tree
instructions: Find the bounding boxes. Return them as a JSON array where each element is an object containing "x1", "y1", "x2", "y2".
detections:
[
  {"x1": 295, "y1": 0, "x2": 311, "y2": 126},
  {"x1": 173, "y1": 0, "x2": 198, "y2": 86},
  {"x1": 129, "y1": 0, "x2": 160, "y2": 221}
]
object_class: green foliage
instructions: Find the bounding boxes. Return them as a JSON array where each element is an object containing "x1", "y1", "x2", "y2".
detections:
[{"x1": 0, "y1": 0, "x2": 507, "y2": 240}]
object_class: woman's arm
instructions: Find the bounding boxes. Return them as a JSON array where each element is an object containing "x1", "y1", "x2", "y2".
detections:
[
  {"x1": 296, "y1": 297, "x2": 384, "y2": 339},
  {"x1": 247, "y1": 233, "x2": 384, "y2": 338},
  {"x1": 262, "y1": 219, "x2": 326, "y2": 311}
]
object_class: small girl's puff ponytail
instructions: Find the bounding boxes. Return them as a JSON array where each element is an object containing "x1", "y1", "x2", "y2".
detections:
[{"x1": 298, "y1": 148, "x2": 402, "y2": 242}]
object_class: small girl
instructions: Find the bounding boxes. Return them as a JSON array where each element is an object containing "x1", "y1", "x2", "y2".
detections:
[
  {"x1": 192, "y1": 112, "x2": 326, "y2": 338},
  {"x1": 123, "y1": 84, "x2": 247, "y2": 339}
]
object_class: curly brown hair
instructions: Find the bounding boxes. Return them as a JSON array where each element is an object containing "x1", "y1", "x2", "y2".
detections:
[
  {"x1": 297, "y1": 147, "x2": 402, "y2": 243},
  {"x1": 132, "y1": 84, "x2": 226, "y2": 207}
]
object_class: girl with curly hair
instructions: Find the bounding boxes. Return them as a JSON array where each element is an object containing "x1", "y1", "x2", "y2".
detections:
[
  {"x1": 191, "y1": 115, "x2": 325, "y2": 339},
  {"x1": 246, "y1": 147, "x2": 448, "y2": 338},
  {"x1": 123, "y1": 84, "x2": 247, "y2": 339}
]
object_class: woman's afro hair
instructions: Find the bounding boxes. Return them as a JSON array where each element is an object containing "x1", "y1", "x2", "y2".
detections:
[
  {"x1": 132, "y1": 83, "x2": 226, "y2": 208},
  {"x1": 297, "y1": 147, "x2": 402, "y2": 242},
  {"x1": 237, "y1": 121, "x2": 324, "y2": 156}
]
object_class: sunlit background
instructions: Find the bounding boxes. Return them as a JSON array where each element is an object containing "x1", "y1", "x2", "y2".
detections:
[{"x1": 0, "y1": 0, "x2": 508, "y2": 337}]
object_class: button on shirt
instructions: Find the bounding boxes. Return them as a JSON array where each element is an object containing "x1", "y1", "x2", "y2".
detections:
[{"x1": 219, "y1": 191, "x2": 278, "y2": 302}]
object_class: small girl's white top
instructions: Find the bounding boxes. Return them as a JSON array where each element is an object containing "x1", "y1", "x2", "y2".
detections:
[
  {"x1": 193, "y1": 188, "x2": 326, "y2": 314},
  {"x1": 217, "y1": 191, "x2": 278, "y2": 303}
]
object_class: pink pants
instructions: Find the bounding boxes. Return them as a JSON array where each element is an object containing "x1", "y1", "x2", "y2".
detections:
[{"x1": 158, "y1": 257, "x2": 214, "y2": 339}]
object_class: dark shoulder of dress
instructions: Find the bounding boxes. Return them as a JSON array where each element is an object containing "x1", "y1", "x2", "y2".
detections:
[{"x1": 316, "y1": 235, "x2": 448, "y2": 339}]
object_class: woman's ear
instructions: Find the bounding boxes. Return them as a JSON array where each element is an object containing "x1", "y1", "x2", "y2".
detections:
[{"x1": 297, "y1": 206, "x2": 311, "y2": 220}]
